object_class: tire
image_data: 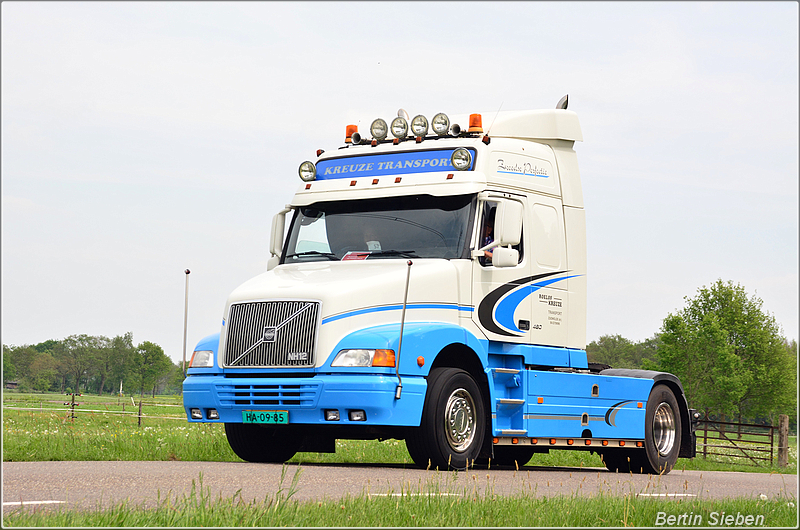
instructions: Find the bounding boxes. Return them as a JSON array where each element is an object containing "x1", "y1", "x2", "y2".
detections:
[
  {"x1": 601, "y1": 384, "x2": 682, "y2": 475},
  {"x1": 224, "y1": 423, "x2": 298, "y2": 463},
  {"x1": 641, "y1": 384, "x2": 682, "y2": 474},
  {"x1": 491, "y1": 446, "x2": 535, "y2": 468},
  {"x1": 406, "y1": 368, "x2": 486, "y2": 470}
]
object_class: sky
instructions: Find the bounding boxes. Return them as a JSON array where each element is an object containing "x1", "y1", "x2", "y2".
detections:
[{"x1": 2, "y1": 1, "x2": 798, "y2": 364}]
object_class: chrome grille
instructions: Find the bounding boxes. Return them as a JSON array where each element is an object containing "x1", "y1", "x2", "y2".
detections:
[
  {"x1": 215, "y1": 382, "x2": 320, "y2": 407},
  {"x1": 223, "y1": 301, "x2": 320, "y2": 368}
]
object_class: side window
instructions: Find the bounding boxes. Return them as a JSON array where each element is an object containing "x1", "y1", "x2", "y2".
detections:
[
  {"x1": 478, "y1": 201, "x2": 523, "y2": 267},
  {"x1": 531, "y1": 204, "x2": 562, "y2": 268}
]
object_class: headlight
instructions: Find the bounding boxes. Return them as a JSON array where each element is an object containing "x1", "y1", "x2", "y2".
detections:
[
  {"x1": 390, "y1": 116, "x2": 408, "y2": 139},
  {"x1": 431, "y1": 113, "x2": 450, "y2": 135},
  {"x1": 331, "y1": 349, "x2": 396, "y2": 367},
  {"x1": 189, "y1": 350, "x2": 214, "y2": 368},
  {"x1": 411, "y1": 115, "x2": 429, "y2": 137},
  {"x1": 370, "y1": 118, "x2": 388, "y2": 141},
  {"x1": 299, "y1": 161, "x2": 316, "y2": 182},
  {"x1": 451, "y1": 148, "x2": 473, "y2": 170}
]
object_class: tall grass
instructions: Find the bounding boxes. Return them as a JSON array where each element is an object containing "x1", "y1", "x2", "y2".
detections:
[{"x1": 3, "y1": 467, "x2": 798, "y2": 527}]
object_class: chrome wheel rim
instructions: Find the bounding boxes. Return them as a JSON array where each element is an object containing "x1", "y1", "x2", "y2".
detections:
[
  {"x1": 444, "y1": 388, "x2": 476, "y2": 453},
  {"x1": 653, "y1": 402, "x2": 676, "y2": 456}
]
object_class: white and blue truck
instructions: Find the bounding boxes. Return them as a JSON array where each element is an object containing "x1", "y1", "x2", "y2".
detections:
[{"x1": 183, "y1": 97, "x2": 698, "y2": 473}]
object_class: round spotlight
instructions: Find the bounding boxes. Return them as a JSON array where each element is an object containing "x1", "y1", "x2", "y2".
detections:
[
  {"x1": 370, "y1": 118, "x2": 388, "y2": 141},
  {"x1": 451, "y1": 148, "x2": 472, "y2": 171},
  {"x1": 391, "y1": 116, "x2": 408, "y2": 139},
  {"x1": 431, "y1": 113, "x2": 450, "y2": 135},
  {"x1": 298, "y1": 161, "x2": 316, "y2": 182},
  {"x1": 411, "y1": 115, "x2": 429, "y2": 137}
]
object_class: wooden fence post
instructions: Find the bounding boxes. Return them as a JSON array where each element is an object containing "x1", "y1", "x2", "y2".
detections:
[
  {"x1": 137, "y1": 398, "x2": 143, "y2": 428},
  {"x1": 778, "y1": 414, "x2": 789, "y2": 468}
]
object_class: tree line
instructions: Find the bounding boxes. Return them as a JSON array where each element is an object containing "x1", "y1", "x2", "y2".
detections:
[
  {"x1": 3, "y1": 280, "x2": 797, "y2": 423},
  {"x1": 587, "y1": 280, "x2": 797, "y2": 426},
  {"x1": 2, "y1": 333, "x2": 184, "y2": 397}
]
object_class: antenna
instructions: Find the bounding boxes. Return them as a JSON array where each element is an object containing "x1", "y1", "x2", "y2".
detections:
[{"x1": 485, "y1": 101, "x2": 504, "y2": 136}]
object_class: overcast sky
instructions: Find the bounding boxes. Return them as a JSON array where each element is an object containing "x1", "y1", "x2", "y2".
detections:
[{"x1": 2, "y1": 1, "x2": 797, "y2": 364}]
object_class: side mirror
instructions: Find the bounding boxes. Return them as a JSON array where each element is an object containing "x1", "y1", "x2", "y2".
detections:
[
  {"x1": 492, "y1": 247, "x2": 519, "y2": 268},
  {"x1": 268, "y1": 206, "x2": 292, "y2": 269},
  {"x1": 494, "y1": 200, "x2": 522, "y2": 246}
]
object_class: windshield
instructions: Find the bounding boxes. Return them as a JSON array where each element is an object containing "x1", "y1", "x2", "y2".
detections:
[{"x1": 283, "y1": 194, "x2": 476, "y2": 263}]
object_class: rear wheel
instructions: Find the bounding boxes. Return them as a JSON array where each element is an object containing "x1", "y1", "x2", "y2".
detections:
[
  {"x1": 602, "y1": 384, "x2": 682, "y2": 474},
  {"x1": 641, "y1": 384, "x2": 682, "y2": 474},
  {"x1": 406, "y1": 368, "x2": 486, "y2": 470},
  {"x1": 224, "y1": 423, "x2": 298, "y2": 463}
]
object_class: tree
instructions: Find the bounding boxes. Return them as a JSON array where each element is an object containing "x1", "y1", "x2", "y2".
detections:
[
  {"x1": 133, "y1": 341, "x2": 172, "y2": 397},
  {"x1": 3, "y1": 345, "x2": 18, "y2": 383},
  {"x1": 587, "y1": 334, "x2": 661, "y2": 369},
  {"x1": 652, "y1": 280, "x2": 796, "y2": 421},
  {"x1": 110, "y1": 332, "x2": 136, "y2": 395},
  {"x1": 57, "y1": 334, "x2": 101, "y2": 394},
  {"x1": 28, "y1": 351, "x2": 58, "y2": 392}
]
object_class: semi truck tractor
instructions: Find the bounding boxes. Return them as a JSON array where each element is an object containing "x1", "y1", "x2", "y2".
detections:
[{"x1": 183, "y1": 97, "x2": 698, "y2": 473}]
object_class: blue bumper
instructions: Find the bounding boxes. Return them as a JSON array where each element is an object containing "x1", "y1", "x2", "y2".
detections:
[{"x1": 183, "y1": 373, "x2": 427, "y2": 426}]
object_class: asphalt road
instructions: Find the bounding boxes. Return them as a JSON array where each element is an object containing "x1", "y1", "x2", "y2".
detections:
[{"x1": 3, "y1": 461, "x2": 797, "y2": 514}]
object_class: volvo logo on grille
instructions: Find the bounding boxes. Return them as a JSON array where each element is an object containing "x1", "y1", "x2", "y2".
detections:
[{"x1": 262, "y1": 326, "x2": 277, "y2": 343}]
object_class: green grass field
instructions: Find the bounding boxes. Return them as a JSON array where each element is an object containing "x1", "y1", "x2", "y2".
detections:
[
  {"x1": 3, "y1": 392, "x2": 798, "y2": 527},
  {"x1": 3, "y1": 392, "x2": 796, "y2": 474}
]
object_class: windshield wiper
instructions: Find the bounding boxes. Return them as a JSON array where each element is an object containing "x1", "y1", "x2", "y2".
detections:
[
  {"x1": 367, "y1": 249, "x2": 419, "y2": 258},
  {"x1": 284, "y1": 251, "x2": 339, "y2": 261}
]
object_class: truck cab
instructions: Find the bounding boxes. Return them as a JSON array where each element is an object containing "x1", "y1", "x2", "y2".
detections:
[{"x1": 183, "y1": 102, "x2": 697, "y2": 472}]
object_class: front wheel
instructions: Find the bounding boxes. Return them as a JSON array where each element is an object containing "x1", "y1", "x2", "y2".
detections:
[
  {"x1": 224, "y1": 423, "x2": 298, "y2": 463},
  {"x1": 406, "y1": 368, "x2": 486, "y2": 470}
]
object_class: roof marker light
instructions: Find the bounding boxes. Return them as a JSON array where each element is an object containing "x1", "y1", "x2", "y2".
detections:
[
  {"x1": 432, "y1": 113, "x2": 450, "y2": 135},
  {"x1": 468, "y1": 113, "x2": 483, "y2": 133},
  {"x1": 345, "y1": 124, "x2": 358, "y2": 144},
  {"x1": 299, "y1": 161, "x2": 316, "y2": 182},
  {"x1": 370, "y1": 118, "x2": 388, "y2": 141}
]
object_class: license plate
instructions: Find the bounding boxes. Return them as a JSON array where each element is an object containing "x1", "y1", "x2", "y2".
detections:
[{"x1": 242, "y1": 410, "x2": 288, "y2": 424}]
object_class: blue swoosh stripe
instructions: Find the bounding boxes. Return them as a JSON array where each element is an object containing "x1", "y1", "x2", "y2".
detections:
[
  {"x1": 322, "y1": 303, "x2": 473, "y2": 325},
  {"x1": 494, "y1": 275, "x2": 582, "y2": 333}
]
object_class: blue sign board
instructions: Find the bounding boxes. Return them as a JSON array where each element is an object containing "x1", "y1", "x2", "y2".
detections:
[{"x1": 316, "y1": 149, "x2": 476, "y2": 180}]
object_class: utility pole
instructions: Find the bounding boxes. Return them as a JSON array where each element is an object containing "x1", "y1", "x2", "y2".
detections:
[{"x1": 182, "y1": 269, "x2": 190, "y2": 378}]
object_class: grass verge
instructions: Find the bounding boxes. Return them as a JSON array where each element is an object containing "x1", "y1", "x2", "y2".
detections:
[{"x1": 3, "y1": 467, "x2": 798, "y2": 527}]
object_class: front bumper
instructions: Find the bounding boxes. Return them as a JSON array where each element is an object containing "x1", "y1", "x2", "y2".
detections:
[{"x1": 183, "y1": 373, "x2": 426, "y2": 426}]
